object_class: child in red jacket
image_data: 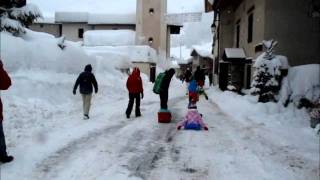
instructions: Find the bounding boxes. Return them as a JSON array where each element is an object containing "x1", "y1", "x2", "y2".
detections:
[
  {"x1": 0, "y1": 60, "x2": 14, "y2": 163},
  {"x1": 126, "y1": 67, "x2": 144, "y2": 118}
]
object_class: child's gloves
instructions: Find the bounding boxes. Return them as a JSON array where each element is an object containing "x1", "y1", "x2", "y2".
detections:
[
  {"x1": 204, "y1": 127, "x2": 208, "y2": 131},
  {"x1": 177, "y1": 126, "x2": 182, "y2": 130}
]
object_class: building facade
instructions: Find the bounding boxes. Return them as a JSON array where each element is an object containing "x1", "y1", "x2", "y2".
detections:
[
  {"x1": 212, "y1": 0, "x2": 320, "y2": 66},
  {"x1": 136, "y1": 0, "x2": 169, "y2": 58},
  {"x1": 29, "y1": 12, "x2": 136, "y2": 42}
]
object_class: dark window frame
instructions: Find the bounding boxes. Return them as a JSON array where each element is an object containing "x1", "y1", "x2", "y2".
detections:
[
  {"x1": 247, "y1": 13, "x2": 253, "y2": 43},
  {"x1": 236, "y1": 19, "x2": 241, "y2": 48},
  {"x1": 78, "y1": 28, "x2": 84, "y2": 38}
]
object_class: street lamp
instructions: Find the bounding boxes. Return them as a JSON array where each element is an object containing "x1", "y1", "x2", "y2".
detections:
[{"x1": 211, "y1": 23, "x2": 216, "y2": 34}]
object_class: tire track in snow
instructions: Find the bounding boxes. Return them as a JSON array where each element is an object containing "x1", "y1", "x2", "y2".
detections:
[
  {"x1": 124, "y1": 96, "x2": 186, "y2": 180},
  {"x1": 32, "y1": 111, "x2": 128, "y2": 180}
]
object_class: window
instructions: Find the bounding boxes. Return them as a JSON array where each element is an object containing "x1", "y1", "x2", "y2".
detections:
[
  {"x1": 148, "y1": 37, "x2": 153, "y2": 45},
  {"x1": 236, "y1": 20, "x2": 240, "y2": 48},
  {"x1": 78, "y1": 28, "x2": 84, "y2": 38},
  {"x1": 40, "y1": 24, "x2": 44, "y2": 28},
  {"x1": 247, "y1": 13, "x2": 253, "y2": 43},
  {"x1": 149, "y1": 8, "x2": 154, "y2": 15}
]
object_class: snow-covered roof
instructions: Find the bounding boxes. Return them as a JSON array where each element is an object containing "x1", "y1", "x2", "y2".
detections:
[
  {"x1": 88, "y1": 13, "x2": 136, "y2": 25},
  {"x1": 83, "y1": 30, "x2": 135, "y2": 46},
  {"x1": 55, "y1": 12, "x2": 88, "y2": 23},
  {"x1": 191, "y1": 43, "x2": 213, "y2": 59},
  {"x1": 54, "y1": 12, "x2": 136, "y2": 25},
  {"x1": 224, "y1": 48, "x2": 246, "y2": 59},
  {"x1": 170, "y1": 46, "x2": 193, "y2": 64},
  {"x1": 34, "y1": 17, "x2": 56, "y2": 24}
]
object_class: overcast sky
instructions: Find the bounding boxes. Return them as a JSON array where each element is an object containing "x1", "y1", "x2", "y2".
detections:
[{"x1": 28, "y1": 0, "x2": 204, "y2": 17}]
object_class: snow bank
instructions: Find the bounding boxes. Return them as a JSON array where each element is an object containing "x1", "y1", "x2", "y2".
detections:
[
  {"x1": 83, "y1": 30, "x2": 135, "y2": 46},
  {"x1": 0, "y1": 30, "x2": 93, "y2": 74},
  {"x1": 280, "y1": 64, "x2": 320, "y2": 104}
]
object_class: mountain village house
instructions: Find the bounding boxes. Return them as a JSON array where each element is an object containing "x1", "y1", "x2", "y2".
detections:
[{"x1": 207, "y1": 0, "x2": 320, "y2": 90}]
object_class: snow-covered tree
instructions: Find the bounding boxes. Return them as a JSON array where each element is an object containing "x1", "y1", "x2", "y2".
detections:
[
  {"x1": 250, "y1": 40, "x2": 282, "y2": 103},
  {"x1": 0, "y1": 1, "x2": 41, "y2": 35}
]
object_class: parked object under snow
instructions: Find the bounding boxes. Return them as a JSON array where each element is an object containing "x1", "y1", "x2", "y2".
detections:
[
  {"x1": 83, "y1": 30, "x2": 135, "y2": 46},
  {"x1": 279, "y1": 64, "x2": 320, "y2": 106}
]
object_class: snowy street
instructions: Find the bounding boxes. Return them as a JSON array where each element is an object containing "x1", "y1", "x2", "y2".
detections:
[
  {"x1": 0, "y1": 0, "x2": 319, "y2": 179},
  {"x1": 1, "y1": 75, "x2": 318, "y2": 180}
]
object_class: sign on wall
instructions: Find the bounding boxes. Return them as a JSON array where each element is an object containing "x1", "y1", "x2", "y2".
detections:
[{"x1": 165, "y1": 12, "x2": 202, "y2": 26}]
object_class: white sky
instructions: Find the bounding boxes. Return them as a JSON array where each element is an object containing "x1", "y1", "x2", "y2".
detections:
[{"x1": 28, "y1": 0, "x2": 204, "y2": 17}]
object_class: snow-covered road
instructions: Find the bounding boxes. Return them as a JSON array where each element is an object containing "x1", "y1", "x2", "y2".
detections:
[{"x1": 1, "y1": 75, "x2": 318, "y2": 180}]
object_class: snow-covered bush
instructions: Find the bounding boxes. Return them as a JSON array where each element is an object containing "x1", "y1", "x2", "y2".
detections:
[
  {"x1": 250, "y1": 40, "x2": 282, "y2": 103},
  {"x1": 0, "y1": 2, "x2": 41, "y2": 35}
]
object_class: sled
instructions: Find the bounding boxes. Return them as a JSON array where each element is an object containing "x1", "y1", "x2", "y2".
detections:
[{"x1": 158, "y1": 109, "x2": 172, "y2": 123}]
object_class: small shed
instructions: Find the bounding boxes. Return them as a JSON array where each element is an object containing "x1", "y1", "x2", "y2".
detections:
[{"x1": 219, "y1": 48, "x2": 252, "y2": 91}]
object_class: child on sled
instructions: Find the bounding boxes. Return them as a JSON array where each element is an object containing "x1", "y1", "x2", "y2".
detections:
[{"x1": 177, "y1": 100, "x2": 208, "y2": 131}]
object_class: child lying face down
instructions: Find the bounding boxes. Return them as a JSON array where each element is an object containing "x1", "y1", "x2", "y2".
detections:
[{"x1": 177, "y1": 102, "x2": 208, "y2": 131}]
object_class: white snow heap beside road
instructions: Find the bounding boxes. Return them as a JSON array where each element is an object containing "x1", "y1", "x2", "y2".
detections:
[
  {"x1": 0, "y1": 30, "x2": 95, "y2": 74},
  {"x1": 83, "y1": 30, "x2": 136, "y2": 46},
  {"x1": 280, "y1": 64, "x2": 320, "y2": 104}
]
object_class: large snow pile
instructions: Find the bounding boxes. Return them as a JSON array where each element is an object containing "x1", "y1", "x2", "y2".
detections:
[
  {"x1": 83, "y1": 30, "x2": 136, "y2": 46},
  {"x1": 0, "y1": 28, "x2": 127, "y2": 127},
  {"x1": 0, "y1": 30, "x2": 93, "y2": 73},
  {"x1": 280, "y1": 64, "x2": 320, "y2": 105}
]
